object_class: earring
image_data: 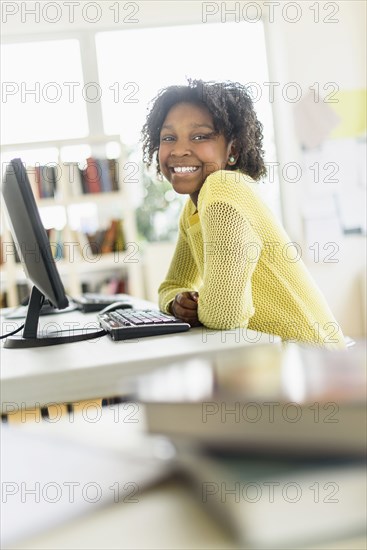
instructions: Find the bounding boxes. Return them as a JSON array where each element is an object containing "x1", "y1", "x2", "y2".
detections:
[{"x1": 228, "y1": 155, "x2": 236, "y2": 164}]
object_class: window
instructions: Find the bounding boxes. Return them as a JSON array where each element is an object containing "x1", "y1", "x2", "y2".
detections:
[
  {"x1": 96, "y1": 21, "x2": 281, "y2": 223},
  {"x1": 1, "y1": 39, "x2": 88, "y2": 144},
  {"x1": 95, "y1": 22, "x2": 274, "y2": 148}
]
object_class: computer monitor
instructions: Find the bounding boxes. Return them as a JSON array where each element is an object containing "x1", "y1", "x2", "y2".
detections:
[{"x1": 1, "y1": 158, "x2": 103, "y2": 348}]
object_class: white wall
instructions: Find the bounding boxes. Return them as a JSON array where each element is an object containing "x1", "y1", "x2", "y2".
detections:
[{"x1": 263, "y1": 0, "x2": 366, "y2": 337}]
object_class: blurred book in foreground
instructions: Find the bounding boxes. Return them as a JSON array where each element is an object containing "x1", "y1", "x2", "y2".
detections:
[
  {"x1": 177, "y1": 447, "x2": 366, "y2": 549},
  {"x1": 138, "y1": 343, "x2": 367, "y2": 457},
  {"x1": 135, "y1": 342, "x2": 367, "y2": 548}
]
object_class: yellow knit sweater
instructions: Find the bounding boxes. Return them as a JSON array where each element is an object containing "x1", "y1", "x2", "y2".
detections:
[{"x1": 158, "y1": 170, "x2": 345, "y2": 349}]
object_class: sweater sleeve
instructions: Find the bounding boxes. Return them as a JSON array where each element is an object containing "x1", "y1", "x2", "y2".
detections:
[
  {"x1": 197, "y1": 172, "x2": 262, "y2": 330},
  {"x1": 158, "y1": 208, "x2": 201, "y2": 313}
]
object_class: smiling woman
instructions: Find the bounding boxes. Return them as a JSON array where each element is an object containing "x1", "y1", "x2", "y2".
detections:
[{"x1": 141, "y1": 80, "x2": 346, "y2": 349}]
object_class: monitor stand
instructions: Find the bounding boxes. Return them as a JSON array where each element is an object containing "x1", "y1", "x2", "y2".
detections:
[{"x1": 4, "y1": 286, "x2": 105, "y2": 349}]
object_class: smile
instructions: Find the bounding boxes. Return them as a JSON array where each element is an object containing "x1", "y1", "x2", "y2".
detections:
[{"x1": 171, "y1": 166, "x2": 199, "y2": 174}]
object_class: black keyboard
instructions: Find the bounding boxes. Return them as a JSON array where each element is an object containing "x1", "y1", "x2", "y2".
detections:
[{"x1": 98, "y1": 309, "x2": 190, "y2": 340}]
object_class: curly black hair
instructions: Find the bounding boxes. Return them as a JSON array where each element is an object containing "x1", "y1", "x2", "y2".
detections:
[{"x1": 141, "y1": 79, "x2": 267, "y2": 180}]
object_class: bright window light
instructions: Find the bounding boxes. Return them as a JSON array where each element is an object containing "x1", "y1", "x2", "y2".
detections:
[
  {"x1": 39, "y1": 206, "x2": 67, "y2": 231},
  {"x1": 96, "y1": 22, "x2": 273, "y2": 146},
  {"x1": 96, "y1": 21, "x2": 280, "y2": 216},
  {"x1": 1, "y1": 40, "x2": 89, "y2": 144}
]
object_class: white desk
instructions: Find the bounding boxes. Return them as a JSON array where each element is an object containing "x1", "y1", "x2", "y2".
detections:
[
  {"x1": 1, "y1": 305, "x2": 279, "y2": 413},
  {"x1": 1, "y1": 308, "x2": 365, "y2": 550},
  {"x1": 3, "y1": 406, "x2": 366, "y2": 550}
]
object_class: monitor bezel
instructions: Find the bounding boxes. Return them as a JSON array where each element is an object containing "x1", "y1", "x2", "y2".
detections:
[
  {"x1": 2, "y1": 158, "x2": 68, "y2": 310},
  {"x1": 1, "y1": 158, "x2": 104, "y2": 347}
]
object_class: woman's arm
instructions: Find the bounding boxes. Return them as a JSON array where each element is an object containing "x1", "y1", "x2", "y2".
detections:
[
  {"x1": 197, "y1": 172, "x2": 262, "y2": 330},
  {"x1": 158, "y1": 215, "x2": 201, "y2": 316}
]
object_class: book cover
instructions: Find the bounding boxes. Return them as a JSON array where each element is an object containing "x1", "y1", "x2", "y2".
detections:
[
  {"x1": 109, "y1": 159, "x2": 119, "y2": 191},
  {"x1": 101, "y1": 219, "x2": 118, "y2": 254},
  {"x1": 114, "y1": 219, "x2": 126, "y2": 252},
  {"x1": 178, "y1": 447, "x2": 367, "y2": 549},
  {"x1": 39, "y1": 165, "x2": 56, "y2": 198},
  {"x1": 64, "y1": 162, "x2": 84, "y2": 196},
  {"x1": 96, "y1": 158, "x2": 113, "y2": 192},
  {"x1": 35, "y1": 165, "x2": 43, "y2": 198},
  {"x1": 84, "y1": 157, "x2": 102, "y2": 193},
  {"x1": 86, "y1": 229, "x2": 106, "y2": 255},
  {"x1": 140, "y1": 343, "x2": 367, "y2": 457}
]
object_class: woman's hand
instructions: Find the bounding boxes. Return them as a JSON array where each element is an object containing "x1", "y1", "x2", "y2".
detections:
[{"x1": 170, "y1": 291, "x2": 201, "y2": 327}]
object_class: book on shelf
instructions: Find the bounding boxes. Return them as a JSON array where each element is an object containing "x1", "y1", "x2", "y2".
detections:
[
  {"x1": 109, "y1": 158, "x2": 119, "y2": 191},
  {"x1": 80, "y1": 157, "x2": 119, "y2": 195},
  {"x1": 0, "y1": 292, "x2": 8, "y2": 308},
  {"x1": 16, "y1": 282, "x2": 30, "y2": 305},
  {"x1": 114, "y1": 219, "x2": 126, "y2": 252},
  {"x1": 99, "y1": 219, "x2": 126, "y2": 254},
  {"x1": 101, "y1": 219, "x2": 119, "y2": 254},
  {"x1": 53, "y1": 158, "x2": 120, "y2": 197},
  {"x1": 23, "y1": 165, "x2": 57, "y2": 199},
  {"x1": 85, "y1": 229, "x2": 106, "y2": 255},
  {"x1": 64, "y1": 162, "x2": 85, "y2": 196},
  {"x1": 67, "y1": 220, "x2": 126, "y2": 260},
  {"x1": 84, "y1": 219, "x2": 126, "y2": 257},
  {"x1": 97, "y1": 158, "x2": 113, "y2": 192},
  {"x1": 0, "y1": 283, "x2": 30, "y2": 308},
  {"x1": 84, "y1": 157, "x2": 102, "y2": 193},
  {"x1": 35, "y1": 165, "x2": 57, "y2": 198},
  {"x1": 138, "y1": 343, "x2": 367, "y2": 457}
]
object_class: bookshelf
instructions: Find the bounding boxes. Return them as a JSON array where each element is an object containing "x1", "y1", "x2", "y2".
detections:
[{"x1": 0, "y1": 136, "x2": 145, "y2": 307}]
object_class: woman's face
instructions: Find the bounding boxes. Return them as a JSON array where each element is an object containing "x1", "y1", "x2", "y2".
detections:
[{"x1": 158, "y1": 102, "x2": 233, "y2": 205}]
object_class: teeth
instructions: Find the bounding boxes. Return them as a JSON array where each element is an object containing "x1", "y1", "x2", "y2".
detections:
[{"x1": 173, "y1": 166, "x2": 198, "y2": 173}]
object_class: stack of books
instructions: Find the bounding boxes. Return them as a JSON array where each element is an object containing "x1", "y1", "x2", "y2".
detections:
[
  {"x1": 137, "y1": 342, "x2": 367, "y2": 549},
  {"x1": 65, "y1": 157, "x2": 119, "y2": 195},
  {"x1": 25, "y1": 157, "x2": 120, "y2": 199}
]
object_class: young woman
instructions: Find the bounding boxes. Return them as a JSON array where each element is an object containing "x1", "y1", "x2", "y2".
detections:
[{"x1": 141, "y1": 80, "x2": 345, "y2": 349}]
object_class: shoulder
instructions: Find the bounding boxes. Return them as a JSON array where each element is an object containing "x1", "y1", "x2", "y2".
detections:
[{"x1": 198, "y1": 170, "x2": 258, "y2": 211}]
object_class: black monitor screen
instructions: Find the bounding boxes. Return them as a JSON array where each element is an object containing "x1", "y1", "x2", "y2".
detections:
[
  {"x1": 1, "y1": 158, "x2": 104, "y2": 347},
  {"x1": 2, "y1": 158, "x2": 68, "y2": 309}
]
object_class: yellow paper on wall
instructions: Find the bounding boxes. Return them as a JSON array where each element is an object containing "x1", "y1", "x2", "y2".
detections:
[{"x1": 329, "y1": 89, "x2": 367, "y2": 139}]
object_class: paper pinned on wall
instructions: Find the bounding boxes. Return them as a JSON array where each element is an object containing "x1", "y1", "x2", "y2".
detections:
[
  {"x1": 293, "y1": 91, "x2": 341, "y2": 149},
  {"x1": 295, "y1": 88, "x2": 367, "y2": 238},
  {"x1": 300, "y1": 137, "x2": 366, "y2": 235},
  {"x1": 301, "y1": 196, "x2": 343, "y2": 262}
]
